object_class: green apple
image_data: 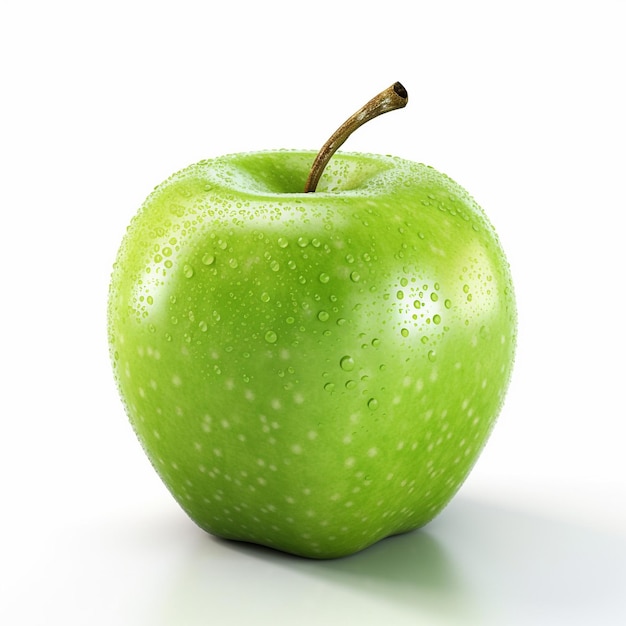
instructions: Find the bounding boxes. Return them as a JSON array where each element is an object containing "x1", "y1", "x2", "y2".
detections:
[{"x1": 108, "y1": 86, "x2": 516, "y2": 559}]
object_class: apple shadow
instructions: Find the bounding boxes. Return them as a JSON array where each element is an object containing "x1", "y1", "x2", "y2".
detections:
[{"x1": 152, "y1": 496, "x2": 626, "y2": 625}]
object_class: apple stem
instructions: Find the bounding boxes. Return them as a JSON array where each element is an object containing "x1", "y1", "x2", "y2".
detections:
[{"x1": 304, "y1": 82, "x2": 408, "y2": 193}]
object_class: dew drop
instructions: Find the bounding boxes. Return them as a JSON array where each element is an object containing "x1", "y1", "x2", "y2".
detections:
[
  {"x1": 371, "y1": 338, "x2": 381, "y2": 347},
  {"x1": 430, "y1": 293, "x2": 439, "y2": 302},
  {"x1": 297, "y1": 236, "x2": 309, "y2": 248},
  {"x1": 278, "y1": 236, "x2": 289, "y2": 248},
  {"x1": 202, "y1": 253, "x2": 215, "y2": 266},
  {"x1": 199, "y1": 321, "x2": 208, "y2": 332},
  {"x1": 261, "y1": 292, "x2": 271, "y2": 303},
  {"x1": 401, "y1": 328, "x2": 409, "y2": 338},
  {"x1": 183, "y1": 264, "x2": 194, "y2": 278},
  {"x1": 319, "y1": 272, "x2": 330, "y2": 284},
  {"x1": 264, "y1": 330, "x2": 278, "y2": 343},
  {"x1": 229, "y1": 258, "x2": 239, "y2": 269},
  {"x1": 433, "y1": 314, "x2": 442, "y2": 325},
  {"x1": 350, "y1": 271, "x2": 361, "y2": 283},
  {"x1": 324, "y1": 382, "x2": 335, "y2": 393},
  {"x1": 317, "y1": 310, "x2": 330, "y2": 322},
  {"x1": 270, "y1": 260, "x2": 280, "y2": 272},
  {"x1": 367, "y1": 398, "x2": 379, "y2": 411},
  {"x1": 340, "y1": 355, "x2": 355, "y2": 371},
  {"x1": 444, "y1": 299, "x2": 452, "y2": 309},
  {"x1": 428, "y1": 350, "x2": 437, "y2": 362}
]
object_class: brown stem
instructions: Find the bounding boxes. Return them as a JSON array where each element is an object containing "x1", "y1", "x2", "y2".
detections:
[{"x1": 304, "y1": 81, "x2": 408, "y2": 193}]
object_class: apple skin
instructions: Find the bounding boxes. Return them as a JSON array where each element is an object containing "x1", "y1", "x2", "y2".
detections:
[{"x1": 108, "y1": 150, "x2": 516, "y2": 559}]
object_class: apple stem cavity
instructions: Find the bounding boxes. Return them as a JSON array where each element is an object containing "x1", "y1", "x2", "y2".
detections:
[{"x1": 304, "y1": 81, "x2": 408, "y2": 193}]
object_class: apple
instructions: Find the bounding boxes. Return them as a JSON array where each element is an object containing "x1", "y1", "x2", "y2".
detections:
[{"x1": 108, "y1": 83, "x2": 516, "y2": 558}]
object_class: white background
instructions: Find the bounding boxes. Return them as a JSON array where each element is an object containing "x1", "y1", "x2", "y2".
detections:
[{"x1": 2, "y1": 1, "x2": 625, "y2": 624}]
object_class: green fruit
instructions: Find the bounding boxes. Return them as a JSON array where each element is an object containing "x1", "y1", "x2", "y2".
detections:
[{"x1": 108, "y1": 149, "x2": 516, "y2": 558}]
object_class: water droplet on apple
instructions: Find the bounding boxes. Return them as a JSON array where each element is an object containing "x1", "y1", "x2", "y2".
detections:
[
  {"x1": 336, "y1": 318, "x2": 346, "y2": 326},
  {"x1": 371, "y1": 338, "x2": 380, "y2": 347},
  {"x1": 202, "y1": 253, "x2": 215, "y2": 266},
  {"x1": 401, "y1": 328, "x2": 409, "y2": 337},
  {"x1": 297, "y1": 236, "x2": 309, "y2": 248},
  {"x1": 317, "y1": 310, "x2": 330, "y2": 322},
  {"x1": 264, "y1": 330, "x2": 278, "y2": 343},
  {"x1": 350, "y1": 271, "x2": 361, "y2": 283},
  {"x1": 183, "y1": 264, "x2": 194, "y2": 278},
  {"x1": 340, "y1": 356, "x2": 355, "y2": 371},
  {"x1": 396, "y1": 290, "x2": 404, "y2": 300},
  {"x1": 270, "y1": 260, "x2": 280, "y2": 271},
  {"x1": 367, "y1": 398, "x2": 379, "y2": 411},
  {"x1": 261, "y1": 292, "x2": 271, "y2": 303},
  {"x1": 428, "y1": 350, "x2": 437, "y2": 362},
  {"x1": 433, "y1": 314, "x2": 441, "y2": 324},
  {"x1": 277, "y1": 236, "x2": 289, "y2": 248},
  {"x1": 319, "y1": 272, "x2": 330, "y2": 284},
  {"x1": 444, "y1": 299, "x2": 452, "y2": 309},
  {"x1": 229, "y1": 258, "x2": 239, "y2": 269},
  {"x1": 199, "y1": 321, "x2": 208, "y2": 332},
  {"x1": 324, "y1": 382, "x2": 335, "y2": 392},
  {"x1": 430, "y1": 293, "x2": 439, "y2": 302}
]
